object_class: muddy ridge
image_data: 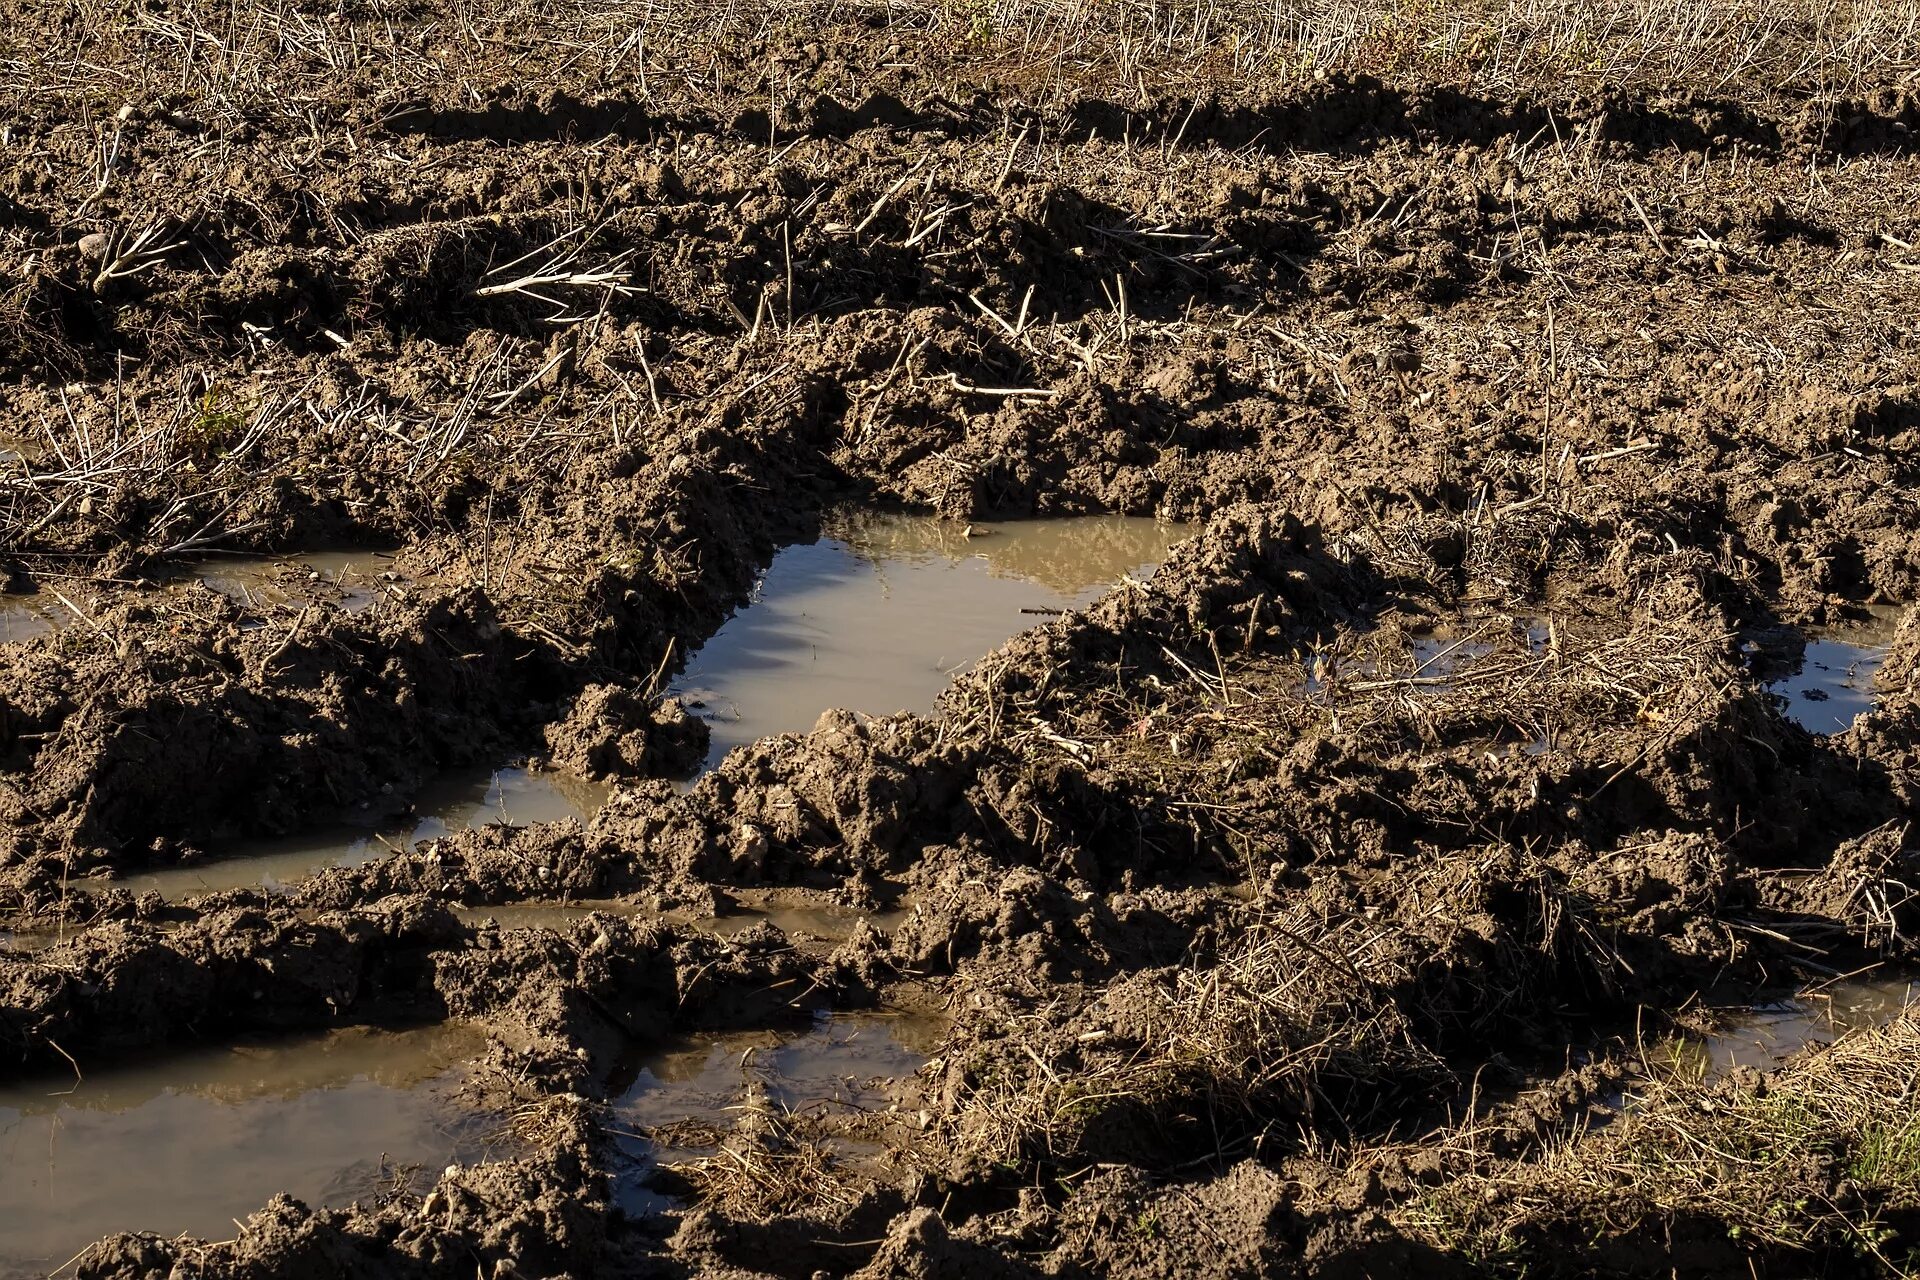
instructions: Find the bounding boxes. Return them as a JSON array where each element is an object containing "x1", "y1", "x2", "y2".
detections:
[{"x1": 2, "y1": 3, "x2": 1918, "y2": 1277}]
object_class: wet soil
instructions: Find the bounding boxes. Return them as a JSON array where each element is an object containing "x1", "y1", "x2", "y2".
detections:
[
  {"x1": 2, "y1": 5, "x2": 1919, "y2": 1276},
  {"x1": 612, "y1": 1008, "x2": 942, "y2": 1172}
]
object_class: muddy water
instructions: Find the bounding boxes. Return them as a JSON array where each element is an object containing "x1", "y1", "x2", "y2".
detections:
[
  {"x1": 671, "y1": 513, "x2": 1189, "y2": 767},
  {"x1": 612, "y1": 1008, "x2": 944, "y2": 1197},
  {"x1": 0, "y1": 551, "x2": 407, "y2": 649},
  {"x1": 121, "y1": 516, "x2": 1182, "y2": 897},
  {"x1": 0, "y1": 1023, "x2": 494, "y2": 1275},
  {"x1": 125, "y1": 767, "x2": 609, "y2": 900},
  {"x1": 0, "y1": 593, "x2": 66, "y2": 644},
  {"x1": 697, "y1": 899, "x2": 910, "y2": 940},
  {"x1": 0, "y1": 925, "x2": 62, "y2": 954},
  {"x1": 1763, "y1": 607, "x2": 1905, "y2": 734},
  {"x1": 189, "y1": 549, "x2": 403, "y2": 615},
  {"x1": 452, "y1": 899, "x2": 642, "y2": 932},
  {"x1": 1655, "y1": 976, "x2": 1919, "y2": 1085}
]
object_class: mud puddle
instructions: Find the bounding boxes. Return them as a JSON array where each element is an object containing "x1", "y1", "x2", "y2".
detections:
[
  {"x1": 0, "y1": 592, "x2": 66, "y2": 644},
  {"x1": 124, "y1": 767, "x2": 610, "y2": 899},
  {"x1": 1662, "y1": 975, "x2": 1918, "y2": 1082},
  {"x1": 609, "y1": 1009, "x2": 945, "y2": 1209},
  {"x1": 125, "y1": 515, "x2": 1182, "y2": 893},
  {"x1": 0, "y1": 552, "x2": 407, "y2": 648},
  {"x1": 1755, "y1": 607, "x2": 1905, "y2": 734},
  {"x1": 1303, "y1": 615, "x2": 1525, "y2": 697},
  {"x1": 0, "y1": 1022, "x2": 496, "y2": 1276},
  {"x1": 670, "y1": 513, "x2": 1189, "y2": 767},
  {"x1": 1769, "y1": 638, "x2": 1889, "y2": 734},
  {"x1": 452, "y1": 899, "x2": 644, "y2": 932},
  {"x1": 186, "y1": 549, "x2": 404, "y2": 615},
  {"x1": 696, "y1": 896, "x2": 910, "y2": 941}
]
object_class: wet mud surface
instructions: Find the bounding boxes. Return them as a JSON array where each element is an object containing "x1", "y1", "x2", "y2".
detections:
[
  {"x1": 123, "y1": 765, "x2": 611, "y2": 900},
  {"x1": 1, "y1": 2, "x2": 1919, "y2": 1275}
]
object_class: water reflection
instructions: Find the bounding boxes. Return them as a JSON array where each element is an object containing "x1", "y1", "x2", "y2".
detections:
[{"x1": 671, "y1": 514, "x2": 1189, "y2": 767}]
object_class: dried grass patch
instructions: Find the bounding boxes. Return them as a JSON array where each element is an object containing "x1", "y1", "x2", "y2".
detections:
[{"x1": 1400, "y1": 1010, "x2": 1920, "y2": 1269}]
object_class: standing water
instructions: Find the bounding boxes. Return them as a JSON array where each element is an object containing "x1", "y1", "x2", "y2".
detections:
[
  {"x1": 0, "y1": 1023, "x2": 497, "y2": 1275},
  {"x1": 671, "y1": 513, "x2": 1188, "y2": 767},
  {"x1": 1762, "y1": 605, "x2": 1906, "y2": 734},
  {"x1": 1, "y1": 551, "x2": 407, "y2": 649},
  {"x1": 190, "y1": 549, "x2": 400, "y2": 615},
  {"x1": 1699, "y1": 976, "x2": 1916, "y2": 1077},
  {"x1": 0, "y1": 593, "x2": 65, "y2": 645},
  {"x1": 610, "y1": 1008, "x2": 947, "y2": 1211},
  {"x1": 124, "y1": 767, "x2": 610, "y2": 900}
]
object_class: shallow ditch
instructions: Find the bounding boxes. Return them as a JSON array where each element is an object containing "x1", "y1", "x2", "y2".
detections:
[
  {"x1": 123, "y1": 766, "x2": 610, "y2": 901},
  {"x1": 452, "y1": 889, "x2": 909, "y2": 942},
  {"x1": 0, "y1": 1022, "x2": 501, "y2": 1276},
  {"x1": 0, "y1": 550, "x2": 409, "y2": 648},
  {"x1": 23, "y1": 512, "x2": 1176, "y2": 1256}
]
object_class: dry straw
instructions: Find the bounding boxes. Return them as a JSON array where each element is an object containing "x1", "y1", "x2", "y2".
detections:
[
  {"x1": 1400, "y1": 1009, "x2": 1920, "y2": 1267},
  {"x1": 940, "y1": 896, "x2": 1450, "y2": 1168},
  {"x1": 8, "y1": 0, "x2": 1916, "y2": 137}
]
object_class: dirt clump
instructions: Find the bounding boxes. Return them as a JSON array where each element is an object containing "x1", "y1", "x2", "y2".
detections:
[{"x1": 544, "y1": 685, "x2": 710, "y2": 780}]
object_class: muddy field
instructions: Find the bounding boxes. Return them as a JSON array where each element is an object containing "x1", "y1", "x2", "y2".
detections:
[{"x1": 2, "y1": 0, "x2": 1919, "y2": 1274}]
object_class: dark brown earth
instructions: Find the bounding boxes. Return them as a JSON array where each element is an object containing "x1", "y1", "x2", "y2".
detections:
[{"x1": 3, "y1": 0, "x2": 1919, "y2": 1275}]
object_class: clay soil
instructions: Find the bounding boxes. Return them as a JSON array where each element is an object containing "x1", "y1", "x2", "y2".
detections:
[{"x1": 3, "y1": 0, "x2": 1920, "y2": 1275}]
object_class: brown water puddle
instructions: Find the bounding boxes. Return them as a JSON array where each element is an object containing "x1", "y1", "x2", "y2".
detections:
[
  {"x1": 123, "y1": 766, "x2": 610, "y2": 900},
  {"x1": 670, "y1": 512, "x2": 1190, "y2": 768},
  {"x1": 697, "y1": 889, "x2": 911, "y2": 941},
  {"x1": 187, "y1": 549, "x2": 405, "y2": 615},
  {"x1": 1700, "y1": 977, "x2": 1916, "y2": 1076},
  {"x1": 1653, "y1": 975, "x2": 1918, "y2": 1084},
  {"x1": 0, "y1": 1022, "x2": 496, "y2": 1276},
  {"x1": 0, "y1": 592, "x2": 68, "y2": 644},
  {"x1": 0, "y1": 926, "x2": 61, "y2": 954},
  {"x1": 1302, "y1": 616, "x2": 1519, "y2": 696},
  {"x1": 609, "y1": 1008, "x2": 945, "y2": 1212}
]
